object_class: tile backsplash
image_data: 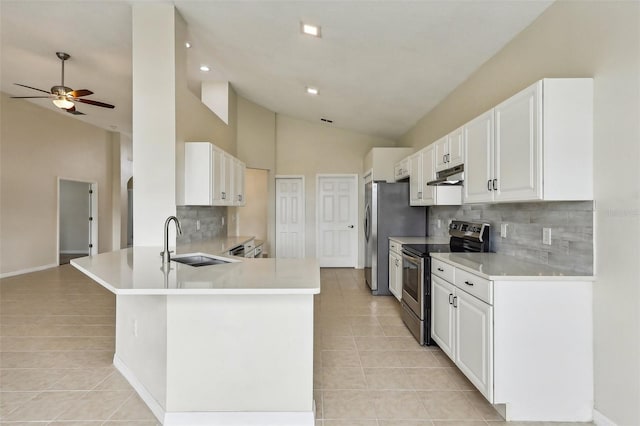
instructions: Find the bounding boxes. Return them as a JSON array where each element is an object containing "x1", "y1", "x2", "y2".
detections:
[
  {"x1": 176, "y1": 206, "x2": 227, "y2": 244},
  {"x1": 428, "y1": 201, "x2": 594, "y2": 274}
]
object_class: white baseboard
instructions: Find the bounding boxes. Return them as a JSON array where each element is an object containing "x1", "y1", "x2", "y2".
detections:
[
  {"x1": 593, "y1": 409, "x2": 618, "y2": 426},
  {"x1": 0, "y1": 263, "x2": 58, "y2": 279},
  {"x1": 114, "y1": 355, "x2": 315, "y2": 426},
  {"x1": 164, "y1": 411, "x2": 315, "y2": 425},
  {"x1": 113, "y1": 355, "x2": 165, "y2": 424}
]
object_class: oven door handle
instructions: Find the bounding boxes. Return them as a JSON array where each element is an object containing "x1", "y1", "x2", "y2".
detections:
[{"x1": 401, "y1": 252, "x2": 422, "y2": 266}]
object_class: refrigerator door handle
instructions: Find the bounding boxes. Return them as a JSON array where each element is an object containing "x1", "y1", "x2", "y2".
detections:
[{"x1": 364, "y1": 204, "x2": 371, "y2": 241}]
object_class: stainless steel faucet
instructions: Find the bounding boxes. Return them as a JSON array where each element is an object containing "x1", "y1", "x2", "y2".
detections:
[{"x1": 162, "y1": 216, "x2": 183, "y2": 265}]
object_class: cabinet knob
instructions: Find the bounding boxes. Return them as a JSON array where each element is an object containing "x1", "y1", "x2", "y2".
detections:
[
  {"x1": 487, "y1": 180, "x2": 492, "y2": 191},
  {"x1": 449, "y1": 294, "x2": 453, "y2": 305},
  {"x1": 453, "y1": 296, "x2": 458, "y2": 308},
  {"x1": 348, "y1": 225, "x2": 354, "y2": 228},
  {"x1": 464, "y1": 280, "x2": 474, "y2": 286},
  {"x1": 437, "y1": 267, "x2": 444, "y2": 272},
  {"x1": 493, "y1": 179, "x2": 498, "y2": 191}
]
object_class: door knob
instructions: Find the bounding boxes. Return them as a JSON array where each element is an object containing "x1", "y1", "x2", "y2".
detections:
[{"x1": 348, "y1": 225, "x2": 354, "y2": 228}]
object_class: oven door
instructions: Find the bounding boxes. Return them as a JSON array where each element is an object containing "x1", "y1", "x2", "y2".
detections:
[{"x1": 401, "y1": 251, "x2": 424, "y2": 320}]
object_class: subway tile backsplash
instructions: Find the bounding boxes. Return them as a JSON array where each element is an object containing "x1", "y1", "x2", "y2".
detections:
[
  {"x1": 428, "y1": 201, "x2": 594, "y2": 274},
  {"x1": 176, "y1": 206, "x2": 227, "y2": 244}
]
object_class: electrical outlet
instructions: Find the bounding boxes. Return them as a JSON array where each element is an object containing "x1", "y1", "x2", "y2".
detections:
[
  {"x1": 500, "y1": 223, "x2": 508, "y2": 238},
  {"x1": 132, "y1": 319, "x2": 138, "y2": 337},
  {"x1": 543, "y1": 228, "x2": 552, "y2": 245},
  {"x1": 437, "y1": 219, "x2": 442, "y2": 229},
  {"x1": 196, "y1": 219, "x2": 200, "y2": 231},
  {"x1": 222, "y1": 217, "x2": 225, "y2": 226}
]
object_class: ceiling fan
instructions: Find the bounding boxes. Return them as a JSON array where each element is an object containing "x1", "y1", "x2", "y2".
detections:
[{"x1": 11, "y1": 52, "x2": 115, "y2": 115}]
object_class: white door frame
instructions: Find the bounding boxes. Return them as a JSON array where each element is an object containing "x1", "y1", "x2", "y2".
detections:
[
  {"x1": 57, "y1": 177, "x2": 98, "y2": 261},
  {"x1": 275, "y1": 175, "x2": 305, "y2": 258},
  {"x1": 316, "y1": 174, "x2": 358, "y2": 268}
]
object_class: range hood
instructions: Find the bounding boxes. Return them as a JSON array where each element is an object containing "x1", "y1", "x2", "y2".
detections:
[{"x1": 427, "y1": 164, "x2": 464, "y2": 186}]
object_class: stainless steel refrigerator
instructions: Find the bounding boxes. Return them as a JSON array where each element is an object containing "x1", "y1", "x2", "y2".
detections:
[{"x1": 364, "y1": 181, "x2": 427, "y2": 295}]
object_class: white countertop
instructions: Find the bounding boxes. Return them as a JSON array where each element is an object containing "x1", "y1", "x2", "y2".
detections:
[
  {"x1": 431, "y1": 252, "x2": 595, "y2": 281},
  {"x1": 389, "y1": 236, "x2": 450, "y2": 245},
  {"x1": 71, "y1": 247, "x2": 320, "y2": 295}
]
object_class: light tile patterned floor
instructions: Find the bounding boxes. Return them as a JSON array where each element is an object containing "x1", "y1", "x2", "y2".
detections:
[{"x1": 1, "y1": 265, "x2": 593, "y2": 425}]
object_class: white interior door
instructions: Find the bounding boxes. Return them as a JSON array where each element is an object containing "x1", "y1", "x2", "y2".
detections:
[
  {"x1": 275, "y1": 176, "x2": 305, "y2": 258},
  {"x1": 316, "y1": 175, "x2": 357, "y2": 267}
]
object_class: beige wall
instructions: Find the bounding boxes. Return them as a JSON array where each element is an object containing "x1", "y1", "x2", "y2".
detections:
[
  {"x1": 399, "y1": 2, "x2": 640, "y2": 423},
  {"x1": 0, "y1": 92, "x2": 114, "y2": 275},
  {"x1": 236, "y1": 96, "x2": 276, "y2": 253},
  {"x1": 276, "y1": 115, "x2": 396, "y2": 264}
]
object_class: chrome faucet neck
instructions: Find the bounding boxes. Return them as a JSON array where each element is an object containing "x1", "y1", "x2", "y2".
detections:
[{"x1": 162, "y1": 216, "x2": 183, "y2": 265}]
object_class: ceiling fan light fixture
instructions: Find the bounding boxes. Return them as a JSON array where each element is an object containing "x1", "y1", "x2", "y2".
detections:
[{"x1": 53, "y1": 97, "x2": 74, "y2": 109}]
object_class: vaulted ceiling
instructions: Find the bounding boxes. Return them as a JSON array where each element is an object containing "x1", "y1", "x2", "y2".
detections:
[{"x1": 1, "y1": 1, "x2": 552, "y2": 139}]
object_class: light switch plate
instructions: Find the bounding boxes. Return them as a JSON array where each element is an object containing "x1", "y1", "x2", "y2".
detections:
[
  {"x1": 543, "y1": 228, "x2": 552, "y2": 245},
  {"x1": 500, "y1": 223, "x2": 508, "y2": 238}
]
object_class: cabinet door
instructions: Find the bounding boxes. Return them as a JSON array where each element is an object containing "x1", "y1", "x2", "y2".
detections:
[
  {"x1": 448, "y1": 126, "x2": 464, "y2": 167},
  {"x1": 388, "y1": 253, "x2": 399, "y2": 301},
  {"x1": 463, "y1": 110, "x2": 494, "y2": 204},
  {"x1": 394, "y1": 254, "x2": 403, "y2": 301},
  {"x1": 434, "y1": 136, "x2": 449, "y2": 172},
  {"x1": 234, "y1": 160, "x2": 246, "y2": 206},
  {"x1": 409, "y1": 153, "x2": 423, "y2": 206},
  {"x1": 431, "y1": 275, "x2": 455, "y2": 359},
  {"x1": 455, "y1": 290, "x2": 494, "y2": 402},
  {"x1": 421, "y1": 146, "x2": 436, "y2": 205},
  {"x1": 184, "y1": 142, "x2": 213, "y2": 205},
  {"x1": 211, "y1": 147, "x2": 227, "y2": 204},
  {"x1": 494, "y1": 82, "x2": 542, "y2": 202}
]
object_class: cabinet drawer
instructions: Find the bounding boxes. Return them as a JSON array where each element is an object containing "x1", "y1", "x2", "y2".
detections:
[
  {"x1": 389, "y1": 240, "x2": 401, "y2": 254},
  {"x1": 432, "y1": 259, "x2": 454, "y2": 282},
  {"x1": 455, "y1": 269, "x2": 492, "y2": 305}
]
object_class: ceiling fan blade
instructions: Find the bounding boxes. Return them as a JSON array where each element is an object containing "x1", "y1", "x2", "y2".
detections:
[
  {"x1": 14, "y1": 83, "x2": 51, "y2": 94},
  {"x1": 76, "y1": 98, "x2": 115, "y2": 109},
  {"x1": 11, "y1": 96, "x2": 51, "y2": 99},
  {"x1": 68, "y1": 89, "x2": 93, "y2": 98},
  {"x1": 65, "y1": 106, "x2": 85, "y2": 115}
]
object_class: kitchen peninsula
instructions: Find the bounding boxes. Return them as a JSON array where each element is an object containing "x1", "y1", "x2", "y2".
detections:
[{"x1": 72, "y1": 240, "x2": 320, "y2": 426}]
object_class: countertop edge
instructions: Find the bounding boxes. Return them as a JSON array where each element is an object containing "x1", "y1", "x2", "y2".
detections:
[{"x1": 430, "y1": 252, "x2": 596, "y2": 281}]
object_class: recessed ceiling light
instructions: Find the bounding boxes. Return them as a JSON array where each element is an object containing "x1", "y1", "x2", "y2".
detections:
[
  {"x1": 200, "y1": 65, "x2": 210, "y2": 72},
  {"x1": 185, "y1": 42, "x2": 192, "y2": 48},
  {"x1": 306, "y1": 87, "x2": 319, "y2": 95},
  {"x1": 301, "y1": 22, "x2": 321, "y2": 37}
]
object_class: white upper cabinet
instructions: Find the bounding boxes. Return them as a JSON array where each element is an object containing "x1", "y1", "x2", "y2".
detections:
[
  {"x1": 364, "y1": 147, "x2": 414, "y2": 182},
  {"x1": 463, "y1": 110, "x2": 495, "y2": 203},
  {"x1": 409, "y1": 152, "x2": 423, "y2": 206},
  {"x1": 420, "y1": 145, "x2": 436, "y2": 205},
  {"x1": 183, "y1": 142, "x2": 246, "y2": 206},
  {"x1": 435, "y1": 127, "x2": 464, "y2": 172},
  {"x1": 463, "y1": 78, "x2": 593, "y2": 204}
]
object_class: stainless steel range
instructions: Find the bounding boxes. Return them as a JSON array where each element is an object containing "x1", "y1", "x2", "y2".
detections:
[{"x1": 400, "y1": 220, "x2": 490, "y2": 345}]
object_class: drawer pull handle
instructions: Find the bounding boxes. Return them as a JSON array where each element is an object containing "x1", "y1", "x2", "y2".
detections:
[
  {"x1": 437, "y1": 267, "x2": 444, "y2": 272},
  {"x1": 464, "y1": 280, "x2": 474, "y2": 286}
]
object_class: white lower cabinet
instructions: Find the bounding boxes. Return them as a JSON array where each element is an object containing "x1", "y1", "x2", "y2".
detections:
[
  {"x1": 454, "y1": 288, "x2": 493, "y2": 401},
  {"x1": 431, "y1": 255, "x2": 593, "y2": 422},
  {"x1": 431, "y1": 273, "x2": 493, "y2": 401},
  {"x1": 388, "y1": 239, "x2": 403, "y2": 301}
]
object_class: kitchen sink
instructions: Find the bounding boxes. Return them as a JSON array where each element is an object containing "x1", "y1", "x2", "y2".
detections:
[{"x1": 171, "y1": 254, "x2": 237, "y2": 267}]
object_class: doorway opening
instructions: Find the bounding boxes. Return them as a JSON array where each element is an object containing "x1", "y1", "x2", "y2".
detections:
[
  {"x1": 237, "y1": 168, "x2": 268, "y2": 252},
  {"x1": 58, "y1": 178, "x2": 97, "y2": 265}
]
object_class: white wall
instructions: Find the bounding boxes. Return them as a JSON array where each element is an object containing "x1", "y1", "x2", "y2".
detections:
[
  {"x1": 276, "y1": 115, "x2": 396, "y2": 264},
  {"x1": 0, "y1": 92, "x2": 115, "y2": 275},
  {"x1": 237, "y1": 168, "x2": 268, "y2": 246},
  {"x1": 399, "y1": 2, "x2": 640, "y2": 424}
]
